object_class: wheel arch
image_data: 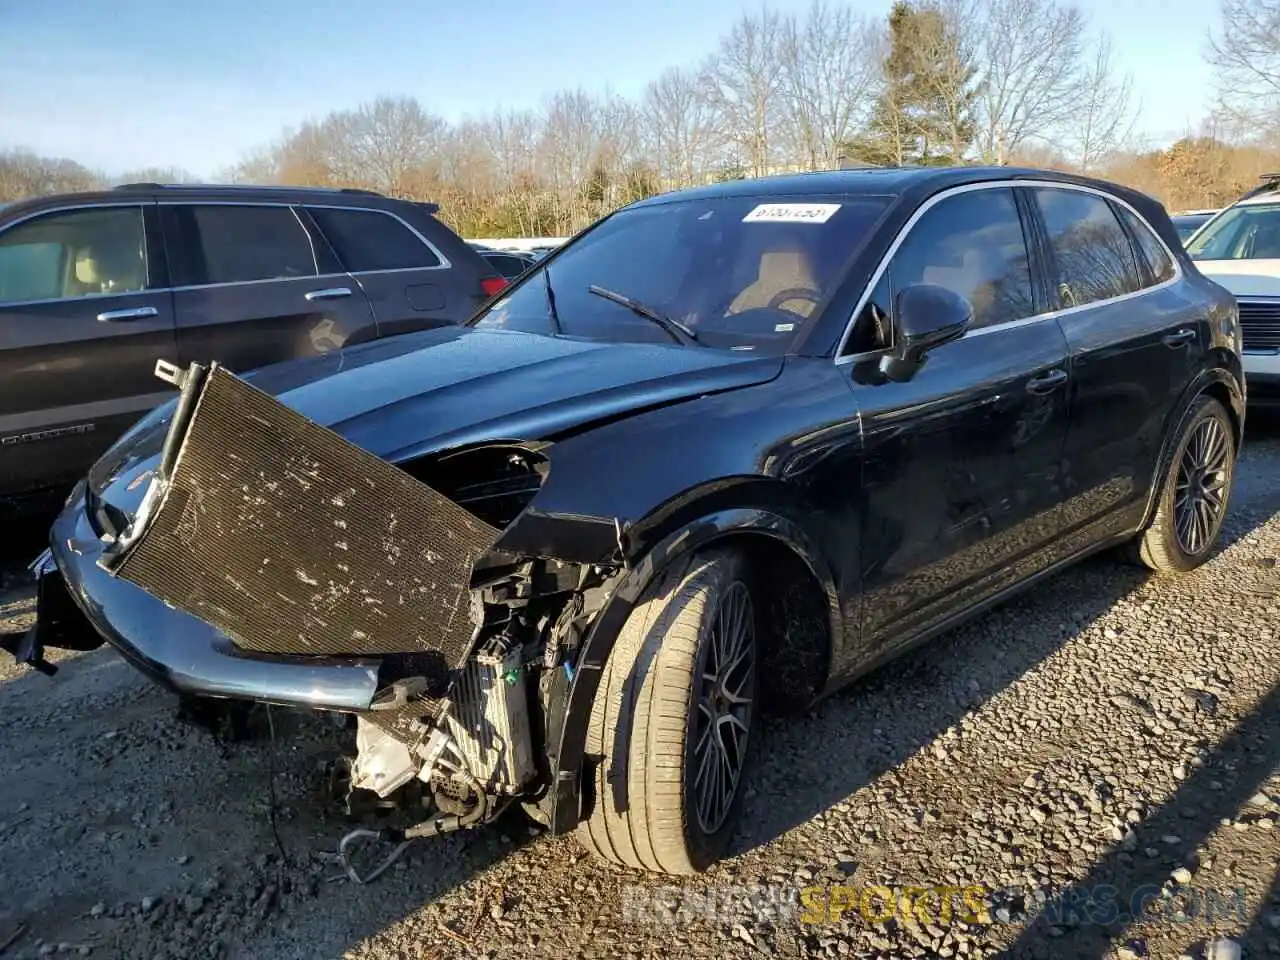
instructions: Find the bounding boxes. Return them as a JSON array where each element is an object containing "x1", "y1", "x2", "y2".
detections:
[
  {"x1": 1139, "y1": 365, "x2": 1244, "y2": 531},
  {"x1": 546, "y1": 503, "x2": 843, "y2": 834}
]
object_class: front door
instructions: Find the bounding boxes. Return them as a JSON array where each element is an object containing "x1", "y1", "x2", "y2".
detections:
[
  {"x1": 161, "y1": 203, "x2": 378, "y2": 373},
  {"x1": 846, "y1": 186, "x2": 1072, "y2": 659},
  {"x1": 0, "y1": 203, "x2": 176, "y2": 495}
]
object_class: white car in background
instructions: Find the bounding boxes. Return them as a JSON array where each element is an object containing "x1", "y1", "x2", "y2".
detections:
[{"x1": 1186, "y1": 177, "x2": 1280, "y2": 407}]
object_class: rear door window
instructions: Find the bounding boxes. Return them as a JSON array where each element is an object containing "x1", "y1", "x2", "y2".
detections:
[
  {"x1": 1033, "y1": 188, "x2": 1144, "y2": 307},
  {"x1": 308, "y1": 207, "x2": 441, "y2": 272},
  {"x1": 0, "y1": 207, "x2": 147, "y2": 302},
  {"x1": 486, "y1": 255, "x2": 529, "y2": 278},
  {"x1": 177, "y1": 205, "x2": 316, "y2": 285},
  {"x1": 1117, "y1": 206, "x2": 1176, "y2": 284},
  {"x1": 890, "y1": 187, "x2": 1034, "y2": 330}
]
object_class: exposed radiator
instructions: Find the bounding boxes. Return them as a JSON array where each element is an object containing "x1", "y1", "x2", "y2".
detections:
[{"x1": 100, "y1": 363, "x2": 500, "y2": 667}]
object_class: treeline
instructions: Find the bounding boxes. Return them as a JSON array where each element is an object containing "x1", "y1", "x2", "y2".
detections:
[{"x1": 4, "y1": 0, "x2": 1280, "y2": 235}]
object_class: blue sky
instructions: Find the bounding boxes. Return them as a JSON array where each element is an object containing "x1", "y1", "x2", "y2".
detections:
[{"x1": 0, "y1": 0, "x2": 1220, "y2": 176}]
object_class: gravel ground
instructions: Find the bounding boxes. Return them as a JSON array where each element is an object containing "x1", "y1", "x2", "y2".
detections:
[{"x1": 0, "y1": 418, "x2": 1278, "y2": 960}]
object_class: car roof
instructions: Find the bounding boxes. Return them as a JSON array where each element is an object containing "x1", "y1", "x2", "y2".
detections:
[
  {"x1": 627, "y1": 165, "x2": 1150, "y2": 207},
  {"x1": 625, "y1": 164, "x2": 1181, "y2": 266},
  {"x1": 0, "y1": 183, "x2": 442, "y2": 218}
]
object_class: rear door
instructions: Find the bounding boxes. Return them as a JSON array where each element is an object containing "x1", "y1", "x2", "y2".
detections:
[
  {"x1": 163, "y1": 203, "x2": 378, "y2": 373},
  {"x1": 0, "y1": 202, "x2": 177, "y2": 495},
  {"x1": 1030, "y1": 185, "x2": 1202, "y2": 530},
  {"x1": 304, "y1": 205, "x2": 476, "y2": 337},
  {"x1": 849, "y1": 186, "x2": 1073, "y2": 656}
]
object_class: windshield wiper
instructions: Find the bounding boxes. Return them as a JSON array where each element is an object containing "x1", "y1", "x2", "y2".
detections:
[
  {"x1": 587, "y1": 284, "x2": 701, "y2": 346},
  {"x1": 543, "y1": 267, "x2": 563, "y2": 335}
]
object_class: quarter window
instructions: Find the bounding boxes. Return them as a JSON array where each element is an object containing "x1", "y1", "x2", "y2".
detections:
[
  {"x1": 1117, "y1": 206, "x2": 1176, "y2": 284},
  {"x1": 308, "y1": 207, "x2": 441, "y2": 272},
  {"x1": 1033, "y1": 188, "x2": 1143, "y2": 306},
  {"x1": 180, "y1": 205, "x2": 316, "y2": 285},
  {"x1": 890, "y1": 188, "x2": 1034, "y2": 330},
  {"x1": 0, "y1": 207, "x2": 146, "y2": 303},
  {"x1": 846, "y1": 272, "x2": 893, "y2": 353}
]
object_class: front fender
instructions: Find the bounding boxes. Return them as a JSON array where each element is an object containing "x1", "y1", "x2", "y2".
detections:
[{"x1": 545, "y1": 505, "x2": 845, "y2": 834}]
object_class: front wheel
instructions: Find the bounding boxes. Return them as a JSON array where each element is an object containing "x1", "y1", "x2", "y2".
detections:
[
  {"x1": 1128, "y1": 396, "x2": 1236, "y2": 573},
  {"x1": 576, "y1": 548, "x2": 758, "y2": 874}
]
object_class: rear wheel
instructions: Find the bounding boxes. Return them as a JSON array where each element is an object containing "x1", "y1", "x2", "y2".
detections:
[
  {"x1": 576, "y1": 548, "x2": 757, "y2": 874},
  {"x1": 1128, "y1": 396, "x2": 1235, "y2": 573}
]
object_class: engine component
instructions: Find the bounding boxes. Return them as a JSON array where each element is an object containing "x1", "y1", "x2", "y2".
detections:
[
  {"x1": 349, "y1": 716, "x2": 418, "y2": 798},
  {"x1": 445, "y1": 639, "x2": 535, "y2": 794}
]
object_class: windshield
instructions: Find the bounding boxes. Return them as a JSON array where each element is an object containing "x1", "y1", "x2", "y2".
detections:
[
  {"x1": 1186, "y1": 203, "x2": 1280, "y2": 260},
  {"x1": 470, "y1": 195, "x2": 891, "y2": 353}
]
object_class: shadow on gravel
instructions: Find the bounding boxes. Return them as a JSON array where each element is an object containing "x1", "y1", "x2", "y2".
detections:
[
  {"x1": 731, "y1": 551, "x2": 1149, "y2": 862},
  {"x1": 999, "y1": 679, "x2": 1280, "y2": 960},
  {"x1": 1236, "y1": 860, "x2": 1280, "y2": 960}
]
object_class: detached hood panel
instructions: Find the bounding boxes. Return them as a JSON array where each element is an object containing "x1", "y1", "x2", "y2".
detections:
[{"x1": 90, "y1": 327, "x2": 783, "y2": 506}]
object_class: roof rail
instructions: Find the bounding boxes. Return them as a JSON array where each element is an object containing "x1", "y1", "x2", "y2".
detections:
[
  {"x1": 1238, "y1": 173, "x2": 1280, "y2": 203},
  {"x1": 112, "y1": 182, "x2": 391, "y2": 197}
]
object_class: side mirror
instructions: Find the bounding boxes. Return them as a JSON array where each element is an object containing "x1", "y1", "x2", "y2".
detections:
[{"x1": 878, "y1": 283, "x2": 973, "y2": 383}]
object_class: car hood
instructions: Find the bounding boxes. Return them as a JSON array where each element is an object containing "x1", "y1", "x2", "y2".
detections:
[
  {"x1": 1193, "y1": 259, "x2": 1280, "y2": 297},
  {"x1": 88, "y1": 326, "x2": 783, "y2": 509}
]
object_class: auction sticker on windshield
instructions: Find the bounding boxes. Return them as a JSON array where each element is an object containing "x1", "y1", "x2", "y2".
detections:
[{"x1": 743, "y1": 203, "x2": 841, "y2": 224}]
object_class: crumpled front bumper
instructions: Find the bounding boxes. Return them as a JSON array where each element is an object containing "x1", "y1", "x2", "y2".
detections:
[{"x1": 49, "y1": 479, "x2": 383, "y2": 711}]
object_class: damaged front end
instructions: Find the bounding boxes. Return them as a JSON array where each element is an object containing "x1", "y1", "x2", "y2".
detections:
[{"x1": 88, "y1": 361, "x2": 624, "y2": 875}]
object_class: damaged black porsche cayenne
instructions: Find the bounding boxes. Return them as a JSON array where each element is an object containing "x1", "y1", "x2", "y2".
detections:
[{"x1": 13, "y1": 167, "x2": 1244, "y2": 878}]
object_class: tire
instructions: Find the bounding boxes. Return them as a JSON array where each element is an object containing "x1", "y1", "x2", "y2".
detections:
[
  {"x1": 576, "y1": 548, "x2": 758, "y2": 875},
  {"x1": 1127, "y1": 396, "x2": 1236, "y2": 573}
]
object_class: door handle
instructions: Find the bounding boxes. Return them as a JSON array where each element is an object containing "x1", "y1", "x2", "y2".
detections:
[
  {"x1": 97, "y1": 306, "x2": 159, "y2": 322},
  {"x1": 1026, "y1": 368, "x2": 1068, "y2": 395},
  {"x1": 305, "y1": 287, "x2": 353, "y2": 301},
  {"x1": 1163, "y1": 327, "x2": 1196, "y2": 348}
]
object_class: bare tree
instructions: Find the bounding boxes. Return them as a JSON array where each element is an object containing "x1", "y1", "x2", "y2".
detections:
[
  {"x1": 777, "y1": 2, "x2": 882, "y2": 170},
  {"x1": 973, "y1": 0, "x2": 1087, "y2": 164},
  {"x1": 640, "y1": 66, "x2": 723, "y2": 186},
  {"x1": 14, "y1": 0, "x2": 1254, "y2": 236},
  {"x1": 536, "y1": 89, "x2": 648, "y2": 229},
  {"x1": 1062, "y1": 36, "x2": 1138, "y2": 172},
  {"x1": 705, "y1": 10, "x2": 785, "y2": 177},
  {"x1": 0, "y1": 149, "x2": 103, "y2": 201},
  {"x1": 114, "y1": 166, "x2": 198, "y2": 185},
  {"x1": 326, "y1": 97, "x2": 448, "y2": 196},
  {"x1": 1208, "y1": 0, "x2": 1280, "y2": 130}
]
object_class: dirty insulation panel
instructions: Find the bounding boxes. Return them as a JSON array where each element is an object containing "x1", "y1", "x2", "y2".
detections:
[{"x1": 103, "y1": 364, "x2": 500, "y2": 663}]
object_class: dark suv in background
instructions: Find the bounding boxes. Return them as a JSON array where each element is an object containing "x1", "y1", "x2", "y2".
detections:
[{"x1": 0, "y1": 183, "x2": 504, "y2": 499}]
